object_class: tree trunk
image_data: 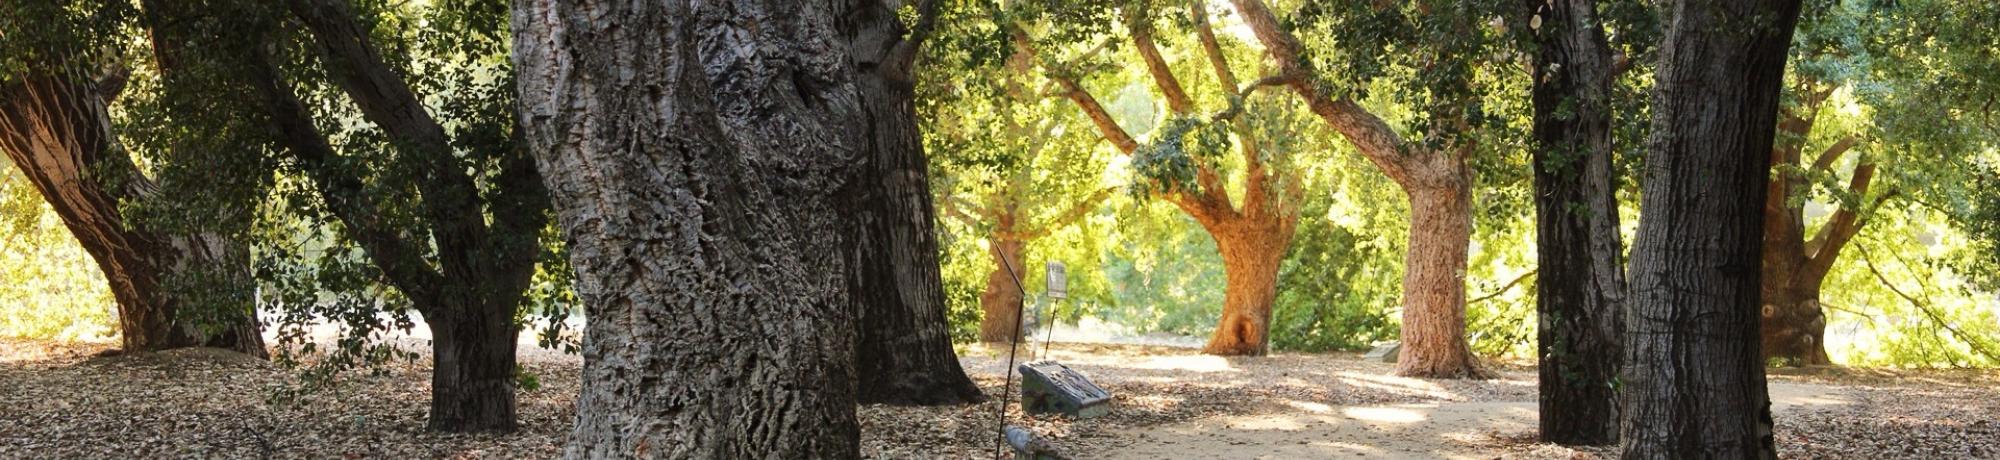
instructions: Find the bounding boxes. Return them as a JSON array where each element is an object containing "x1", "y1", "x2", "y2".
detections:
[
  {"x1": 1223, "y1": 0, "x2": 1478, "y2": 370},
  {"x1": 1203, "y1": 223, "x2": 1288, "y2": 356},
  {"x1": 844, "y1": 0, "x2": 983, "y2": 406},
  {"x1": 1759, "y1": 275, "x2": 1831, "y2": 365},
  {"x1": 0, "y1": 71, "x2": 264, "y2": 357},
  {"x1": 1621, "y1": 1, "x2": 1803, "y2": 457},
  {"x1": 516, "y1": 0, "x2": 863, "y2": 457},
  {"x1": 425, "y1": 307, "x2": 521, "y2": 432},
  {"x1": 1396, "y1": 173, "x2": 1482, "y2": 377},
  {"x1": 1525, "y1": 0, "x2": 1627, "y2": 446},
  {"x1": 979, "y1": 238, "x2": 1029, "y2": 344}
]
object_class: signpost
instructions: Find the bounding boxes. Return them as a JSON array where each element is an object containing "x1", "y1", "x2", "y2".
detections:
[{"x1": 1045, "y1": 261, "x2": 1067, "y2": 300}]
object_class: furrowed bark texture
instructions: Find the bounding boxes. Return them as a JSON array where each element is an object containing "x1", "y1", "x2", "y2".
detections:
[
  {"x1": 1228, "y1": 0, "x2": 1479, "y2": 375},
  {"x1": 145, "y1": 0, "x2": 549, "y2": 431},
  {"x1": 516, "y1": 0, "x2": 864, "y2": 457},
  {"x1": 1622, "y1": 0, "x2": 1803, "y2": 457},
  {"x1": 0, "y1": 71, "x2": 265, "y2": 357},
  {"x1": 1525, "y1": 0, "x2": 1626, "y2": 446},
  {"x1": 843, "y1": 0, "x2": 984, "y2": 406}
]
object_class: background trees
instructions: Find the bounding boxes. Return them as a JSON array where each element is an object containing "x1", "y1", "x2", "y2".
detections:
[
  {"x1": 138, "y1": 0, "x2": 551, "y2": 431},
  {"x1": 0, "y1": 0, "x2": 265, "y2": 357}
]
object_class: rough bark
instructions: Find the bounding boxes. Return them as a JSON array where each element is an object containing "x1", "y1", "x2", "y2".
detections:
[
  {"x1": 426, "y1": 308, "x2": 521, "y2": 432},
  {"x1": 842, "y1": 0, "x2": 984, "y2": 406},
  {"x1": 1227, "y1": 0, "x2": 1480, "y2": 376},
  {"x1": 1205, "y1": 221, "x2": 1289, "y2": 356},
  {"x1": 1524, "y1": 0, "x2": 1627, "y2": 446},
  {"x1": 1395, "y1": 173, "x2": 1480, "y2": 377},
  {"x1": 0, "y1": 70, "x2": 265, "y2": 357},
  {"x1": 516, "y1": 0, "x2": 864, "y2": 457},
  {"x1": 1621, "y1": 0, "x2": 1804, "y2": 457},
  {"x1": 979, "y1": 238, "x2": 1029, "y2": 344},
  {"x1": 144, "y1": 0, "x2": 549, "y2": 432}
]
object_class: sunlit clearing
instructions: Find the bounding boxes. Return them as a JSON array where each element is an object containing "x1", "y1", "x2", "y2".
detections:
[
  {"x1": 1285, "y1": 400, "x2": 1335, "y2": 414},
  {"x1": 1334, "y1": 371, "x2": 1458, "y2": 399},
  {"x1": 1130, "y1": 355, "x2": 1237, "y2": 373},
  {"x1": 1342, "y1": 406, "x2": 1429, "y2": 424}
]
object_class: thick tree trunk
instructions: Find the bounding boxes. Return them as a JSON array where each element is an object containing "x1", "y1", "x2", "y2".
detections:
[
  {"x1": 844, "y1": 0, "x2": 983, "y2": 406},
  {"x1": 979, "y1": 238, "x2": 1029, "y2": 344},
  {"x1": 1759, "y1": 276, "x2": 1831, "y2": 365},
  {"x1": 425, "y1": 307, "x2": 521, "y2": 432},
  {"x1": 1525, "y1": 0, "x2": 1627, "y2": 446},
  {"x1": 1621, "y1": 0, "x2": 1803, "y2": 457},
  {"x1": 1203, "y1": 223, "x2": 1288, "y2": 356},
  {"x1": 516, "y1": 0, "x2": 864, "y2": 457},
  {"x1": 1396, "y1": 177, "x2": 1482, "y2": 377},
  {"x1": 0, "y1": 72, "x2": 264, "y2": 357},
  {"x1": 1224, "y1": 0, "x2": 1478, "y2": 371}
]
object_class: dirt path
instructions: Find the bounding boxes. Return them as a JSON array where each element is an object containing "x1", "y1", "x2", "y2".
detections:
[{"x1": 1089, "y1": 382, "x2": 1853, "y2": 459}]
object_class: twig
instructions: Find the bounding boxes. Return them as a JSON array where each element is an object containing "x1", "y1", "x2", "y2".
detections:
[{"x1": 1858, "y1": 245, "x2": 2000, "y2": 364}]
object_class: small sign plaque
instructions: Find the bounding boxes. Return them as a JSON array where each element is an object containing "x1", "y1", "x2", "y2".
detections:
[
  {"x1": 1019, "y1": 361, "x2": 1111, "y2": 419},
  {"x1": 1045, "y1": 262, "x2": 1067, "y2": 300},
  {"x1": 1364, "y1": 342, "x2": 1403, "y2": 363}
]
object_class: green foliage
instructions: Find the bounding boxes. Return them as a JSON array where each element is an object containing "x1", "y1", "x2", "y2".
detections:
[
  {"x1": 0, "y1": 166, "x2": 114, "y2": 340},
  {"x1": 1270, "y1": 193, "x2": 1399, "y2": 352}
]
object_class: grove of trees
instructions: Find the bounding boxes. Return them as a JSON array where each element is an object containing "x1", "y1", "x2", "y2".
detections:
[{"x1": 4, "y1": 0, "x2": 1999, "y2": 458}]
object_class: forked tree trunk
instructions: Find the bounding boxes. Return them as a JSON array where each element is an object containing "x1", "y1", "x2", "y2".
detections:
[
  {"x1": 1622, "y1": 0, "x2": 1803, "y2": 457},
  {"x1": 1395, "y1": 177, "x2": 1481, "y2": 377},
  {"x1": 979, "y1": 238, "x2": 1029, "y2": 344},
  {"x1": 516, "y1": 0, "x2": 863, "y2": 457},
  {"x1": 844, "y1": 0, "x2": 983, "y2": 406},
  {"x1": 1203, "y1": 223, "x2": 1289, "y2": 356},
  {"x1": 425, "y1": 307, "x2": 521, "y2": 432},
  {"x1": 1225, "y1": 0, "x2": 1479, "y2": 374},
  {"x1": 0, "y1": 71, "x2": 264, "y2": 357},
  {"x1": 1525, "y1": 0, "x2": 1627, "y2": 445}
]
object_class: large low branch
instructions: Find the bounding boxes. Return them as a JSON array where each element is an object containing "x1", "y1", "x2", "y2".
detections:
[
  {"x1": 1125, "y1": 5, "x2": 1195, "y2": 114},
  {"x1": 286, "y1": 0, "x2": 519, "y2": 288},
  {"x1": 1808, "y1": 134, "x2": 1861, "y2": 172},
  {"x1": 1802, "y1": 161, "x2": 1886, "y2": 281},
  {"x1": 241, "y1": 46, "x2": 447, "y2": 308},
  {"x1": 1226, "y1": 0, "x2": 1415, "y2": 186},
  {"x1": 1015, "y1": 187, "x2": 1116, "y2": 240}
]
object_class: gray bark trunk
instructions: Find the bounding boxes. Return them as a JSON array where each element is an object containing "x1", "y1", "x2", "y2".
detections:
[
  {"x1": 843, "y1": 0, "x2": 984, "y2": 406},
  {"x1": 1622, "y1": 1, "x2": 1804, "y2": 457},
  {"x1": 516, "y1": 0, "x2": 865, "y2": 457},
  {"x1": 1525, "y1": 0, "x2": 1626, "y2": 446}
]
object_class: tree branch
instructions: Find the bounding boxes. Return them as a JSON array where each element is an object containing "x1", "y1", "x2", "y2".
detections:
[
  {"x1": 239, "y1": 44, "x2": 446, "y2": 309},
  {"x1": 285, "y1": 0, "x2": 507, "y2": 288},
  {"x1": 1226, "y1": 0, "x2": 1415, "y2": 186},
  {"x1": 1859, "y1": 245, "x2": 2000, "y2": 364},
  {"x1": 1010, "y1": 27, "x2": 1140, "y2": 154},
  {"x1": 1190, "y1": 1, "x2": 1241, "y2": 95},
  {"x1": 1020, "y1": 187, "x2": 1115, "y2": 240},
  {"x1": 1802, "y1": 161, "x2": 1885, "y2": 279},
  {"x1": 1808, "y1": 134, "x2": 1861, "y2": 173},
  {"x1": 1469, "y1": 269, "x2": 1537, "y2": 305},
  {"x1": 1125, "y1": 5, "x2": 1195, "y2": 114}
]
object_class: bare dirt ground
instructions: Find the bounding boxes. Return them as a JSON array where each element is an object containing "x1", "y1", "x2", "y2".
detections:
[{"x1": 2, "y1": 337, "x2": 1996, "y2": 459}]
